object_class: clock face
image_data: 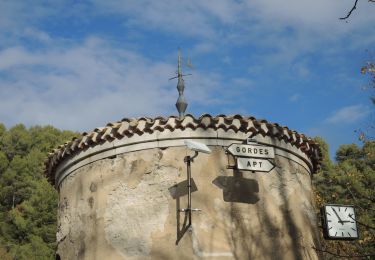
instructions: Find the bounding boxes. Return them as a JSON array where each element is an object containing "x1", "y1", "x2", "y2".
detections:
[{"x1": 323, "y1": 204, "x2": 359, "y2": 240}]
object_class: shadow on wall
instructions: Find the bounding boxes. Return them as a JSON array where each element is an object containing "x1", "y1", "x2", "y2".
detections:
[
  {"x1": 168, "y1": 179, "x2": 198, "y2": 245},
  {"x1": 168, "y1": 179, "x2": 198, "y2": 199},
  {"x1": 168, "y1": 161, "x2": 317, "y2": 259},
  {"x1": 223, "y1": 164, "x2": 313, "y2": 260},
  {"x1": 212, "y1": 175, "x2": 259, "y2": 204},
  {"x1": 169, "y1": 171, "x2": 261, "y2": 246}
]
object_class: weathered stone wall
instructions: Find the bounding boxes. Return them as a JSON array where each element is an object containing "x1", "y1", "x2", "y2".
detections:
[{"x1": 56, "y1": 143, "x2": 321, "y2": 259}]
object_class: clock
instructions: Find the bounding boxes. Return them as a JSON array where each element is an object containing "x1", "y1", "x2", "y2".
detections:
[{"x1": 321, "y1": 204, "x2": 359, "y2": 240}]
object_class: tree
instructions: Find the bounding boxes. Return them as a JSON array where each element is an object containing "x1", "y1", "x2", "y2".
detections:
[
  {"x1": 313, "y1": 138, "x2": 375, "y2": 258},
  {"x1": 0, "y1": 124, "x2": 77, "y2": 260},
  {"x1": 0, "y1": 245, "x2": 12, "y2": 260},
  {"x1": 361, "y1": 60, "x2": 375, "y2": 104},
  {"x1": 356, "y1": 58, "x2": 375, "y2": 141},
  {"x1": 0, "y1": 125, "x2": 32, "y2": 161}
]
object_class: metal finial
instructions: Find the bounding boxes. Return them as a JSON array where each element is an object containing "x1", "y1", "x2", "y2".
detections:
[{"x1": 170, "y1": 49, "x2": 192, "y2": 119}]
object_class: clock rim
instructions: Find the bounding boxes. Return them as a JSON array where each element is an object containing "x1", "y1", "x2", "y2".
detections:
[{"x1": 321, "y1": 204, "x2": 359, "y2": 240}]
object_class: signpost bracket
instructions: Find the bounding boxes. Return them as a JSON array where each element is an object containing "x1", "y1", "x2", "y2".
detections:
[{"x1": 246, "y1": 137, "x2": 259, "y2": 144}]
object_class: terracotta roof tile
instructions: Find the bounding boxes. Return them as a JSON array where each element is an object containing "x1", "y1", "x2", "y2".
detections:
[{"x1": 45, "y1": 114, "x2": 322, "y2": 183}]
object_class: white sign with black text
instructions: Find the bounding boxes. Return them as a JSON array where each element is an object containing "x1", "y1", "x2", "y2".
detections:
[
  {"x1": 227, "y1": 143, "x2": 275, "y2": 159},
  {"x1": 236, "y1": 157, "x2": 275, "y2": 172}
]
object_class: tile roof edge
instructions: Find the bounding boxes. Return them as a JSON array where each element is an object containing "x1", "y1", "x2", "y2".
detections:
[{"x1": 45, "y1": 114, "x2": 322, "y2": 184}]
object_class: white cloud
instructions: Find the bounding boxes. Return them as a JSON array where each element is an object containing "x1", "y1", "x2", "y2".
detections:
[
  {"x1": 0, "y1": 37, "x2": 175, "y2": 130},
  {"x1": 1, "y1": 1, "x2": 374, "y2": 67},
  {"x1": 91, "y1": 0, "x2": 375, "y2": 35},
  {"x1": 0, "y1": 36, "x2": 234, "y2": 131},
  {"x1": 22, "y1": 27, "x2": 51, "y2": 42},
  {"x1": 1, "y1": 0, "x2": 374, "y2": 43},
  {"x1": 247, "y1": 65, "x2": 263, "y2": 75},
  {"x1": 231, "y1": 77, "x2": 253, "y2": 87},
  {"x1": 289, "y1": 94, "x2": 301, "y2": 102},
  {"x1": 192, "y1": 42, "x2": 216, "y2": 54},
  {"x1": 221, "y1": 56, "x2": 232, "y2": 65},
  {"x1": 326, "y1": 105, "x2": 370, "y2": 124},
  {"x1": 0, "y1": 0, "x2": 374, "y2": 132},
  {"x1": 92, "y1": 0, "x2": 223, "y2": 38},
  {"x1": 247, "y1": 0, "x2": 375, "y2": 32}
]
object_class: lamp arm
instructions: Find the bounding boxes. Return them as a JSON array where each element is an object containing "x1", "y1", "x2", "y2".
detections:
[
  {"x1": 191, "y1": 151, "x2": 199, "y2": 160},
  {"x1": 184, "y1": 151, "x2": 199, "y2": 163}
]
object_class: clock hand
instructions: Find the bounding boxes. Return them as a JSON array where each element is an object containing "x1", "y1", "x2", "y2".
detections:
[
  {"x1": 348, "y1": 214, "x2": 356, "y2": 223},
  {"x1": 332, "y1": 208, "x2": 344, "y2": 224}
]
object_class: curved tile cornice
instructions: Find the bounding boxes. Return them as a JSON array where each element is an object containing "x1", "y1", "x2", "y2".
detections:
[{"x1": 45, "y1": 114, "x2": 322, "y2": 184}]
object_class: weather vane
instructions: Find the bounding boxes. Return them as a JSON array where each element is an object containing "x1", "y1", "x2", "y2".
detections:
[{"x1": 169, "y1": 49, "x2": 193, "y2": 119}]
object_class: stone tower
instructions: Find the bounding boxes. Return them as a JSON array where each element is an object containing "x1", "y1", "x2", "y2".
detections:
[{"x1": 46, "y1": 114, "x2": 322, "y2": 259}]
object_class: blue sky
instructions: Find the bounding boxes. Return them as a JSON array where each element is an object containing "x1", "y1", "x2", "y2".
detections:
[{"x1": 0, "y1": 0, "x2": 374, "y2": 157}]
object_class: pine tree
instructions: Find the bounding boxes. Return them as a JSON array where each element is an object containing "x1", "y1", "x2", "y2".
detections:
[
  {"x1": 0, "y1": 124, "x2": 77, "y2": 259},
  {"x1": 313, "y1": 138, "x2": 375, "y2": 258}
]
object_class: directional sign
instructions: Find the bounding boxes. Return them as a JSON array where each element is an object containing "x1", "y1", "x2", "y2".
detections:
[
  {"x1": 227, "y1": 144, "x2": 275, "y2": 159},
  {"x1": 236, "y1": 158, "x2": 275, "y2": 172}
]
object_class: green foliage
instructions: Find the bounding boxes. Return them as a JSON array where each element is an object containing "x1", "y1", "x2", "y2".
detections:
[
  {"x1": 0, "y1": 123, "x2": 77, "y2": 260},
  {"x1": 0, "y1": 125, "x2": 32, "y2": 161},
  {"x1": 0, "y1": 124, "x2": 6, "y2": 138},
  {"x1": 335, "y1": 144, "x2": 362, "y2": 162},
  {"x1": 11, "y1": 235, "x2": 54, "y2": 260},
  {"x1": 358, "y1": 59, "x2": 375, "y2": 141},
  {"x1": 313, "y1": 138, "x2": 375, "y2": 258},
  {"x1": 0, "y1": 244, "x2": 12, "y2": 260},
  {"x1": 0, "y1": 151, "x2": 8, "y2": 174},
  {"x1": 313, "y1": 137, "x2": 334, "y2": 174}
]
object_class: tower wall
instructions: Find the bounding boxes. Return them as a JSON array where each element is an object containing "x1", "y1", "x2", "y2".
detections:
[{"x1": 49, "y1": 116, "x2": 321, "y2": 259}]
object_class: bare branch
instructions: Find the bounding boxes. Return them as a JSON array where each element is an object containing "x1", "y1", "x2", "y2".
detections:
[
  {"x1": 347, "y1": 186, "x2": 375, "y2": 204},
  {"x1": 341, "y1": 0, "x2": 375, "y2": 20},
  {"x1": 340, "y1": 0, "x2": 359, "y2": 20},
  {"x1": 348, "y1": 214, "x2": 375, "y2": 231},
  {"x1": 312, "y1": 246, "x2": 375, "y2": 258},
  {"x1": 356, "y1": 219, "x2": 375, "y2": 230}
]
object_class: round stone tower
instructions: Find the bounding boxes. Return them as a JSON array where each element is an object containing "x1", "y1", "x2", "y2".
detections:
[{"x1": 46, "y1": 114, "x2": 321, "y2": 260}]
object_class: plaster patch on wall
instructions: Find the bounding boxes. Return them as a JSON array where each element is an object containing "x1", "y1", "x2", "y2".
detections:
[
  {"x1": 294, "y1": 170, "x2": 311, "y2": 192},
  {"x1": 199, "y1": 213, "x2": 215, "y2": 232},
  {"x1": 213, "y1": 198, "x2": 227, "y2": 221},
  {"x1": 302, "y1": 200, "x2": 317, "y2": 224},
  {"x1": 56, "y1": 193, "x2": 92, "y2": 257},
  {"x1": 263, "y1": 170, "x2": 296, "y2": 206},
  {"x1": 191, "y1": 227, "x2": 234, "y2": 258},
  {"x1": 104, "y1": 163, "x2": 178, "y2": 258},
  {"x1": 56, "y1": 197, "x2": 69, "y2": 244}
]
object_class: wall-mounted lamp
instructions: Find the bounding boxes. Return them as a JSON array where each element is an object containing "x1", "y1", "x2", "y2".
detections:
[
  {"x1": 181, "y1": 140, "x2": 211, "y2": 229},
  {"x1": 184, "y1": 140, "x2": 212, "y2": 154}
]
